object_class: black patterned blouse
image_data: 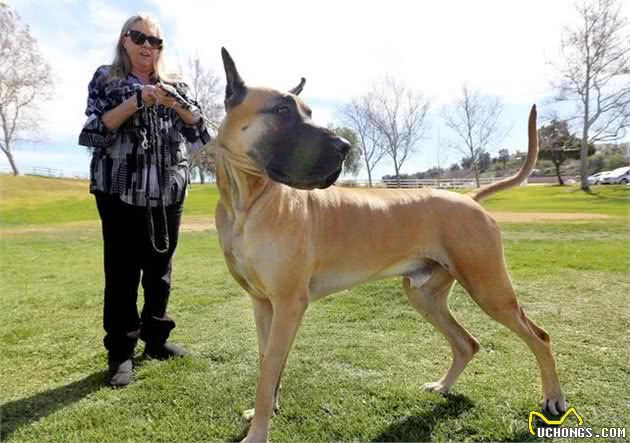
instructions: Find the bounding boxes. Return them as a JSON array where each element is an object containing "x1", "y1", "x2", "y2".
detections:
[{"x1": 78, "y1": 65, "x2": 210, "y2": 207}]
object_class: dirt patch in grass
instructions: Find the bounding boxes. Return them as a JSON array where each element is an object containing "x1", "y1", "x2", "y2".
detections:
[
  {"x1": 1, "y1": 220, "x2": 100, "y2": 235},
  {"x1": 180, "y1": 215, "x2": 215, "y2": 232},
  {"x1": 1, "y1": 215, "x2": 215, "y2": 235},
  {"x1": 489, "y1": 211, "x2": 612, "y2": 222}
]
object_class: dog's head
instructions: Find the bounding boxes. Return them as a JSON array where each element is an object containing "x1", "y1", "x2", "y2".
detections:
[{"x1": 217, "y1": 48, "x2": 350, "y2": 190}]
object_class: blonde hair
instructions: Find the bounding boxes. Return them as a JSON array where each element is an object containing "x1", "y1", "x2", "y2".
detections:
[{"x1": 107, "y1": 14, "x2": 178, "y2": 83}]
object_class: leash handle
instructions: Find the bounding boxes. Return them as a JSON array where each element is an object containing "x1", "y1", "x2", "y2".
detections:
[{"x1": 157, "y1": 82, "x2": 212, "y2": 127}]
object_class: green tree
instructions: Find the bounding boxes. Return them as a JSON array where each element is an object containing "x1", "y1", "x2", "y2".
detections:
[
  {"x1": 461, "y1": 149, "x2": 491, "y2": 173},
  {"x1": 330, "y1": 125, "x2": 362, "y2": 176},
  {"x1": 497, "y1": 148, "x2": 510, "y2": 170},
  {"x1": 538, "y1": 119, "x2": 594, "y2": 185}
]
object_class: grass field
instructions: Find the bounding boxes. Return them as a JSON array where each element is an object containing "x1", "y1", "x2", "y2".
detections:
[{"x1": 1, "y1": 175, "x2": 629, "y2": 442}]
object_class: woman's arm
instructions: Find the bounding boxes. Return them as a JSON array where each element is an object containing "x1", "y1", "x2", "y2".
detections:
[{"x1": 101, "y1": 95, "x2": 138, "y2": 130}]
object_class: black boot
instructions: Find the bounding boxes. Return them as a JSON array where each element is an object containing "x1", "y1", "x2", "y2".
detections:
[
  {"x1": 144, "y1": 342, "x2": 188, "y2": 360},
  {"x1": 107, "y1": 358, "x2": 133, "y2": 387}
]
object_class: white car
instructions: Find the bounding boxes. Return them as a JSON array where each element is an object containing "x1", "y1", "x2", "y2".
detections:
[
  {"x1": 599, "y1": 166, "x2": 630, "y2": 185},
  {"x1": 587, "y1": 171, "x2": 608, "y2": 185}
]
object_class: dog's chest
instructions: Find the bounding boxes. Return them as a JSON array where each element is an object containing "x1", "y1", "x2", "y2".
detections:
[{"x1": 218, "y1": 225, "x2": 268, "y2": 298}]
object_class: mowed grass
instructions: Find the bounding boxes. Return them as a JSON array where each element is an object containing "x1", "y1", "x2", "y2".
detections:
[
  {"x1": 0, "y1": 175, "x2": 629, "y2": 442},
  {"x1": 0, "y1": 176, "x2": 219, "y2": 227},
  {"x1": 481, "y1": 184, "x2": 630, "y2": 217}
]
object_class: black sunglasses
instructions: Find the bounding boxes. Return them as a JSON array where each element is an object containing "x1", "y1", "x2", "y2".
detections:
[{"x1": 126, "y1": 30, "x2": 163, "y2": 49}]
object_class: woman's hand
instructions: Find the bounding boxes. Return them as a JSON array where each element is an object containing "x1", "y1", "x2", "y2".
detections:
[
  {"x1": 152, "y1": 86, "x2": 180, "y2": 109},
  {"x1": 142, "y1": 85, "x2": 178, "y2": 108}
]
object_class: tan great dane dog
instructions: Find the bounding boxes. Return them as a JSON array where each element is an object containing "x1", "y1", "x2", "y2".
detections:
[{"x1": 215, "y1": 48, "x2": 566, "y2": 442}]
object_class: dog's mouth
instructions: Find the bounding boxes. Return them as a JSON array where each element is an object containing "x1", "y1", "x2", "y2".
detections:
[{"x1": 266, "y1": 166, "x2": 342, "y2": 190}]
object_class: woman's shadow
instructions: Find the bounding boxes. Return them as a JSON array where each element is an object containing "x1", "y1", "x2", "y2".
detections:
[{"x1": 0, "y1": 371, "x2": 106, "y2": 441}]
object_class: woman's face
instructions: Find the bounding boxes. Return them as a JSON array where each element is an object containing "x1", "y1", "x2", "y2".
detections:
[{"x1": 123, "y1": 20, "x2": 161, "y2": 75}]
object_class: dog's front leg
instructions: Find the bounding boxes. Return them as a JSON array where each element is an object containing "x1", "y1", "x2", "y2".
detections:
[
  {"x1": 243, "y1": 296, "x2": 280, "y2": 422},
  {"x1": 244, "y1": 294, "x2": 308, "y2": 443}
]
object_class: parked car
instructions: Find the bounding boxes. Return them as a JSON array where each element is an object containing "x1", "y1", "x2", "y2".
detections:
[
  {"x1": 599, "y1": 166, "x2": 630, "y2": 185},
  {"x1": 588, "y1": 171, "x2": 608, "y2": 185}
]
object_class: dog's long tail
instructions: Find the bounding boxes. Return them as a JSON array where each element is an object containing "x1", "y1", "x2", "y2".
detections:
[{"x1": 470, "y1": 105, "x2": 538, "y2": 202}]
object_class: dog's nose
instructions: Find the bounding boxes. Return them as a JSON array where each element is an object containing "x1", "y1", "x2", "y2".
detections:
[{"x1": 332, "y1": 137, "x2": 351, "y2": 156}]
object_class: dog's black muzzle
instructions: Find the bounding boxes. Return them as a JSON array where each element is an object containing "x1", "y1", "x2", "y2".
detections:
[{"x1": 264, "y1": 132, "x2": 350, "y2": 190}]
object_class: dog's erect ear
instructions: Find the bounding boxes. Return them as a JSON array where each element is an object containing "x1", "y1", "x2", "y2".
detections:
[
  {"x1": 221, "y1": 47, "x2": 246, "y2": 109},
  {"x1": 289, "y1": 77, "x2": 306, "y2": 96}
]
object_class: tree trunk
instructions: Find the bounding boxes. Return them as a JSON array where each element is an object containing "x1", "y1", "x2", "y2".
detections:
[
  {"x1": 367, "y1": 168, "x2": 373, "y2": 188},
  {"x1": 580, "y1": 61, "x2": 591, "y2": 192},
  {"x1": 394, "y1": 164, "x2": 401, "y2": 187},
  {"x1": 199, "y1": 169, "x2": 205, "y2": 185},
  {"x1": 473, "y1": 163, "x2": 480, "y2": 188},
  {"x1": 2, "y1": 149, "x2": 20, "y2": 176},
  {"x1": 579, "y1": 132, "x2": 590, "y2": 191},
  {"x1": 553, "y1": 160, "x2": 564, "y2": 185}
]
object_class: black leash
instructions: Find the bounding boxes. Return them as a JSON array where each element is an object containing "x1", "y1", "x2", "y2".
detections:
[
  {"x1": 139, "y1": 82, "x2": 207, "y2": 254},
  {"x1": 140, "y1": 104, "x2": 170, "y2": 254}
]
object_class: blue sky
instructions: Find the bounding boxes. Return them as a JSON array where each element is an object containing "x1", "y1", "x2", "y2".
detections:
[{"x1": 3, "y1": 0, "x2": 629, "y2": 179}]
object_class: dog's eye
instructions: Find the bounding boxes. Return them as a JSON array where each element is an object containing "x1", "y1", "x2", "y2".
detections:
[{"x1": 274, "y1": 106, "x2": 291, "y2": 116}]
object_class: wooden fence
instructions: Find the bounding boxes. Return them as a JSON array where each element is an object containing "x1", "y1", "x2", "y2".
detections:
[{"x1": 335, "y1": 177, "x2": 516, "y2": 189}]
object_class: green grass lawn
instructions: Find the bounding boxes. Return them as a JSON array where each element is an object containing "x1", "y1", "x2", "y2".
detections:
[
  {"x1": 0, "y1": 176, "x2": 219, "y2": 227},
  {"x1": 481, "y1": 184, "x2": 630, "y2": 217},
  {"x1": 1, "y1": 175, "x2": 629, "y2": 442}
]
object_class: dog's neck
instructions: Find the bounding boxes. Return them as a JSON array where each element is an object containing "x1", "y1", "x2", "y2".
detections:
[{"x1": 215, "y1": 143, "x2": 273, "y2": 231}]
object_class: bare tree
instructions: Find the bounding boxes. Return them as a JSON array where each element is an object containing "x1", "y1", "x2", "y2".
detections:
[
  {"x1": 338, "y1": 97, "x2": 387, "y2": 187},
  {"x1": 553, "y1": 0, "x2": 630, "y2": 191},
  {"x1": 435, "y1": 130, "x2": 450, "y2": 175},
  {"x1": 442, "y1": 85, "x2": 506, "y2": 188},
  {"x1": 0, "y1": 4, "x2": 52, "y2": 176},
  {"x1": 368, "y1": 77, "x2": 431, "y2": 187},
  {"x1": 187, "y1": 55, "x2": 223, "y2": 183}
]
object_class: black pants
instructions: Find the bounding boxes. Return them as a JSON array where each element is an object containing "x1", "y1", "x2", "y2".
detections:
[{"x1": 95, "y1": 192, "x2": 183, "y2": 362}]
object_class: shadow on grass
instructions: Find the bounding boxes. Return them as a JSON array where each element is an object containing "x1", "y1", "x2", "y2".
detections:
[
  {"x1": 228, "y1": 424, "x2": 250, "y2": 443},
  {"x1": 0, "y1": 371, "x2": 106, "y2": 440},
  {"x1": 370, "y1": 394, "x2": 474, "y2": 442},
  {"x1": 503, "y1": 406, "x2": 568, "y2": 443}
]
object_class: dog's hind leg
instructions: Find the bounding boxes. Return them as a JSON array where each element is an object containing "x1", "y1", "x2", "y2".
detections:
[
  {"x1": 403, "y1": 263, "x2": 480, "y2": 394},
  {"x1": 453, "y1": 253, "x2": 566, "y2": 415}
]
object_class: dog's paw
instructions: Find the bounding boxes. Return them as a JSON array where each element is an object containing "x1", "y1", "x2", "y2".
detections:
[
  {"x1": 541, "y1": 395, "x2": 567, "y2": 416},
  {"x1": 241, "y1": 408, "x2": 256, "y2": 423},
  {"x1": 423, "y1": 381, "x2": 451, "y2": 394},
  {"x1": 241, "y1": 405, "x2": 279, "y2": 424}
]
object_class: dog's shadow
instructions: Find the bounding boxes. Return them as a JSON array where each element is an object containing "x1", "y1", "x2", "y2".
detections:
[
  {"x1": 370, "y1": 393, "x2": 475, "y2": 442},
  {"x1": 0, "y1": 371, "x2": 106, "y2": 440},
  {"x1": 227, "y1": 394, "x2": 475, "y2": 442}
]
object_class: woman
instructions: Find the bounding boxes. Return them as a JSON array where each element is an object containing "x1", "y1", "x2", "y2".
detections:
[{"x1": 78, "y1": 15, "x2": 210, "y2": 387}]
